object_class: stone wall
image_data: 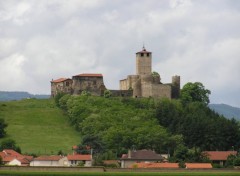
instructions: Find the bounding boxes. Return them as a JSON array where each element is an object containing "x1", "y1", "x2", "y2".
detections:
[
  {"x1": 110, "y1": 90, "x2": 133, "y2": 97},
  {"x1": 72, "y1": 76, "x2": 105, "y2": 96}
]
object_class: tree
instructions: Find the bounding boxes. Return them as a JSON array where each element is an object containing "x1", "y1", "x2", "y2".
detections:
[
  {"x1": 0, "y1": 118, "x2": 7, "y2": 138},
  {"x1": 0, "y1": 139, "x2": 21, "y2": 153},
  {"x1": 180, "y1": 82, "x2": 211, "y2": 105},
  {"x1": 104, "y1": 90, "x2": 112, "y2": 98}
]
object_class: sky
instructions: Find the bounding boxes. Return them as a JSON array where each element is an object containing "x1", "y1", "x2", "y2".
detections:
[{"x1": 0, "y1": 0, "x2": 240, "y2": 107}]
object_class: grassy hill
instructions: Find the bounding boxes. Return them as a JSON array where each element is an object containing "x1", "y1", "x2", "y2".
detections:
[{"x1": 0, "y1": 98, "x2": 80, "y2": 155}]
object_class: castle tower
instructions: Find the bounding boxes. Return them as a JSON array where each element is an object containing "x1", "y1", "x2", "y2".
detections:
[
  {"x1": 136, "y1": 46, "x2": 152, "y2": 75},
  {"x1": 171, "y1": 75, "x2": 180, "y2": 99}
]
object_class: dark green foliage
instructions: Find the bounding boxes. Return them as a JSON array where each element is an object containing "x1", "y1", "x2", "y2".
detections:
[
  {"x1": 54, "y1": 92, "x2": 66, "y2": 107},
  {"x1": 104, "y1": 90, "x2": 112, "y2": 98},
  {"x1": 181, "y1": 82, "x2": 211, "y2": 105},
  {"x1": 0, "y1": 138, "x2": 21, "y2": 153},
  {"x1": 155, "y1": 99, "x2": 240, "y2": 151},
  {"x1": 59, "y1": 96, "x2": 177, "y2": 155},
  {"x1": 0, "y1": 118, "x2": 7, "y2": 138}
]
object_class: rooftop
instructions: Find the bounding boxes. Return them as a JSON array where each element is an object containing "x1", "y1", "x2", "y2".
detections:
[
  {"x1": 51, "y1": 78, "x2": 71, "y2": 83},
  {"x1": 73, "y1": 73, "x2": 103, "y2": 77},
  {"x1": 203, "y1": 151, "x2": 237, "y2": 161}
]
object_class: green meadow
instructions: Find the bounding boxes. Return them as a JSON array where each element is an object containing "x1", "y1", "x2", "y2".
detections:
[{"x1": 0, "y1": 98, "x2": 80, "y2": 155}]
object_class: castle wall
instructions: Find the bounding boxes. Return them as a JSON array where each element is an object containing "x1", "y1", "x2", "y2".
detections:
[
  {"x1": 110, "y1": 90, "x2": 133, "y2": 97},
  {"x1": 120, "y1": 79, "x2": 128, "y2": 90},
  {"x1": 72, "y1": 76, "x2": 104, "y2": 96},
  {"x1": 152, "y1": 84, "x2": 172, "y2": 99},
  {"x1": 171, "y1": 76, "x2": 181, "y2": 99}
]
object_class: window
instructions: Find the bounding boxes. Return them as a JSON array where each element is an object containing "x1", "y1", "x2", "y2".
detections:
[
  {"x1": 66, "y1": 82, "x2": 69, "y2": 86},
  {"x1": 147, "y1": 53, "x2": 149, "y2": 57},
  {"x1": 141, "y1": 53, "x2": 144, "y2": 57}
]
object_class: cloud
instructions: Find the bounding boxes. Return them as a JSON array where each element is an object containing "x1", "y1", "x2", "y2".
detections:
[{"x1": 0, "y1": 0, "x2": 239, "y2": 107}]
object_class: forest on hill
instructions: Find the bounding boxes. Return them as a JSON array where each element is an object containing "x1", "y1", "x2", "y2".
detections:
[{"x1": 55, "y1": 82, "x2": 240, "y2": 163}]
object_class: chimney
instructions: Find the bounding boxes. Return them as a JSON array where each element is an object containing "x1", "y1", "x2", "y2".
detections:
[{"x1": 128, "y1": 149, "x2": 131, "y2": 158}]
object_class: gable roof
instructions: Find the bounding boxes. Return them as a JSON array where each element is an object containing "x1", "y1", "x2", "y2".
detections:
[
  {"x1": 185, "y1": 163, "x2": 212, "y2": 169},
  {"x1": 51, "y1": 78, "x2": 71, "y2": 83},
  {"x1": 67, "y1": 154, "x2": 91, "y2": 161},
  {"x1": 203, "y1": 151, "x2": 237, "y2": 161},
  {"x1": 74, "y1": 73, "x2": 103, "y2": 77},
  {"x1": 0, "y1": 149, "x2": 33, "y2": 165},
  {"x1": 121, "y1": 150, "x2": 163, "y2": 160},
  {"x1": 130, "y1": 162, "x2": 179, "y2": 168},
  {"x1": 3, "y1": 149, "x2": 22, "y2": 157},
  {"x1": 34, "y1": 155, "x2": 63, "y2": 161}
]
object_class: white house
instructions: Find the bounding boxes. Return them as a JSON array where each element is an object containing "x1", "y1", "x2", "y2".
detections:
[
  {"x1": 30, "y1": 156, "x2": 68, "y2": 166},
  {"x1": 67, "y1": 154, "x2": 92, "y2": 167}
]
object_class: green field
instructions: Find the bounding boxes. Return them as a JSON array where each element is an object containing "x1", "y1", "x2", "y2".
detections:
[
  {"x1": 0, "y1": 98, "x2": 80, "y2": 155},
  {"x1": 0, "y1": 171, "x2": 240, "y2": 176}
]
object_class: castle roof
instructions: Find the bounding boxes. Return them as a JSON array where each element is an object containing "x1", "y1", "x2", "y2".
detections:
[
  {"x1": 136, "y1": 46, "x2": 151, "y2": 54},
  {"x1": 51, "y1": 78, "x2": 71, "y2": 83},
  {"x1": 74, "y1": 73, "x2": 103, "y2": 77}
]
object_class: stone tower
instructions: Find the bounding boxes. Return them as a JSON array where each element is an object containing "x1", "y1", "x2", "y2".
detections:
[{"x1": 136, "y1": 46, "x2": 152, "y2": 75}]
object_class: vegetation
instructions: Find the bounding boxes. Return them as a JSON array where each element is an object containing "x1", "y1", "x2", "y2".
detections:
[
  {"x1": 0, "y1": 99, "x2": 80, "y2": 154},
  {"x1": 55, "y1": 82, "x2": 240, "y2": 162}
]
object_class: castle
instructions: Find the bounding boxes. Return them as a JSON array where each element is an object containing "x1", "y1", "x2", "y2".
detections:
[{"x1": 51, "y1": 47, "x2": 180, "y2": 99}]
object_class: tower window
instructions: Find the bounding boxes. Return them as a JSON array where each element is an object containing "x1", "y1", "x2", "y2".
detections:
[
  {"x1": 147, "y1": 53, "x2": 150, "y2": 57},
  {"x1": 141, "y1": 53, "x2": 144, "y2": 57}
]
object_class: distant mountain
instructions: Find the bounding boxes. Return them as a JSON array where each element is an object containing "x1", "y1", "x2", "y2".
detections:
[
  {"x1": 209, "y1": 104, "x2": 240, "y2": 121},
  {"x1": 0, "y1": 91, "x2": 50, "y2": 101}
]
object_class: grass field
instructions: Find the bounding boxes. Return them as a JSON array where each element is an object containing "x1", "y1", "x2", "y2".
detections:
[
  {"x1": 0, "y1": 171, "x2": 240, "y2": 176},
  {"x1": 0, "y1": 98, "x2": 80, "y2": 155}
]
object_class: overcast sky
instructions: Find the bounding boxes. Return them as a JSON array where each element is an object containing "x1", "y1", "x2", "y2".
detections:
[{"x1": 0, "y1": 0, "x2": 239, "y2": 107}]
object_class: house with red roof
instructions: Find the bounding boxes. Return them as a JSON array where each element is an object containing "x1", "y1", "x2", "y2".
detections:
[
  {"x1": 50, "y1": 78, "x2": 72, "y2": 97},
  {"x1": 30, "y1": 155, "x2": 68, "y2": 166},
  {"x1": 203, "y1": 151, "x2": 237, "y2": 166},
  {"x1": 0, "y1": 149, "x2": 33, "y2": 166},
  {"x1": 120, "y1": 149, "x2": 163, "y2": 168},
  {"x1": 67, "y1": 154, "x2": 92, "y2": 167}
]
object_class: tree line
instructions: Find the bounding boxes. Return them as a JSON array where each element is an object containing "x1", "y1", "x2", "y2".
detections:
[{"x1": 55, "y1": 82, "x2": 240, "y2": 163}]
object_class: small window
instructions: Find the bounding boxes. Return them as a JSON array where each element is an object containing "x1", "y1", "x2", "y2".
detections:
[
  {"x1": 147, "y1": 53, "x2": 150, "y2": 57},
  {"x1": 141, "y1": 53, "x2": 144, "y2": 57},
  {"x1": 66, "y1": 82, "x2": 69, "y2": 86}
]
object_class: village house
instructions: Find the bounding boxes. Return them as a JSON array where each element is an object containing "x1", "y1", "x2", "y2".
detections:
[
  {"x1": 203, "y1": 151, "x2": 237, "y2": 166},
  {"x1": 67, "y1": 154, "x2": 92, "y2": 167},
  {"x1": 120, "y1": 149, "x2": 163, "y2": 168},
  {"x1": 0, "y1": 149, "x2": 33, "y2": 166},
  {"x1": 30, "y1": 155, "x2": 68, "y2": 167}
]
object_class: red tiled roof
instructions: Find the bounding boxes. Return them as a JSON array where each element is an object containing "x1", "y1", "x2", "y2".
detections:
[
  {"x1": 1, "y1": 149, "x2": 32, "y2": 165},
  {"x1": 74, "y1": 73, "x2": 103, "y2": 77},
  {"x1": 67, "y1": 154, "x2": 91, "y2": 161},
  {"x1": 34, "y1": 155, "x2": 63, "y2": 161},
  {"x1": 3, "y1": 149, "x2": 22, "y2": 157},
  {"x1": 203, "y1": 151, "x2": 237, "y2": 161},
  {"x1": 185, "y1": 163, "x2": 212, "y2": 169},
  {"x1": 121, "y1": 150, "x2": 163, "y2": 160},
  {"x1": 130, "y1": 162, "x2": 179, "y2": 168},
  {"x1": 51, "y1": 78, "x2": 71, "y2": 83}
]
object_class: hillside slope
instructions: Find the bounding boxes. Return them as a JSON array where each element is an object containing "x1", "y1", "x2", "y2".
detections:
[
  {"x1": 0, "y1": 99, "x2": 80, "y2": 155},
  {"x1": 209, "y1": 104, "x2": 240, "y2": 121}
]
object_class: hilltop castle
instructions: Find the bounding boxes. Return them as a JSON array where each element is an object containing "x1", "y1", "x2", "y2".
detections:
[{"x1": 51, "y1": 47, "x2": 180, "y2": 99}]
